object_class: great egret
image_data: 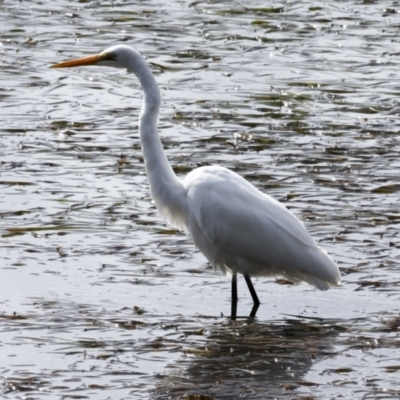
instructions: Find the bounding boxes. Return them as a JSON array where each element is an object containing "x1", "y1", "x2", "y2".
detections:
[{"x1": 51, "y1": 45, "x2": 341, "y2": 319}]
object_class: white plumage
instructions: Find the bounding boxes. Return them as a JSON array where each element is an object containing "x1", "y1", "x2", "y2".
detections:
[
  {"x1": 184, "y1": 166, "x2": 339, "y2": 290},
  {"x1": 52, "y1": 45, "x2": 341, "y2": 319}
]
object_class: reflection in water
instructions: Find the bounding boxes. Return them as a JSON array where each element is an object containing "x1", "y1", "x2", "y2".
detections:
[
  {"x1": 154, "y1": 317, "x2": 342, "y2": 399},
  {"x1": 0, "y1": 299, "x2": 399, "y2": 399}
]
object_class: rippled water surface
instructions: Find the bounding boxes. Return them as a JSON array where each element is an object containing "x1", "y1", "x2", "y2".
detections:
[{"x1": 2, "y1": 0, "x2": 400, "y2": 398}]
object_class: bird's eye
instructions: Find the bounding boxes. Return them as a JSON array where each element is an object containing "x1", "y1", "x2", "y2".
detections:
[{"x1": 102, "y1": 52, "x2": 117, "y2": 61}]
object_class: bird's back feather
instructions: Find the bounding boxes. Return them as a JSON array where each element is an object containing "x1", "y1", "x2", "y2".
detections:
[{"x1": 183, "y1": 166, "x2": 340, "y2": 290}]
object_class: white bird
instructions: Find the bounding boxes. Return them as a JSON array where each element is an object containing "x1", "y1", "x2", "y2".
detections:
[{"x1": 51, "y1": 45, "x2": 341, "y2": 319}]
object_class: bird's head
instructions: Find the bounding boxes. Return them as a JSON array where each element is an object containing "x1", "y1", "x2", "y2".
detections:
[{"x1": 51, "y1": 45, "x2": 143, "y2": 71}]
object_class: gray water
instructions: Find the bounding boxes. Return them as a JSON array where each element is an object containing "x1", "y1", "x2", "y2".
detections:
[{"x1": 2, "y1": 0, "x2": 400, "y2": 398}]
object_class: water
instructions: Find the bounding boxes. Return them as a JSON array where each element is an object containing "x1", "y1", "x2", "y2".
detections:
[{"x1": 2, "y1": 0, "x2": 400, "y2": 398}]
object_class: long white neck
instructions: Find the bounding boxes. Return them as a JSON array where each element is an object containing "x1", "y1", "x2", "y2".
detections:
[{"x1": 129, "y1": 53, "x2": 187, "y2": 229}]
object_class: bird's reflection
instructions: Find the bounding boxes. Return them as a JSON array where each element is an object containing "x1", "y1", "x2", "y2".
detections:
[{"x1": 153, "y1": 316, "x2": 343, "y2": 399}]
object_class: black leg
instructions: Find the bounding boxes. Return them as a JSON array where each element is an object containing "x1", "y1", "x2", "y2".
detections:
[
  {"x1": 244, "y1": 275, "x2": 260, "y2": 318},
  {"x1": 231, "y1": 272, "x2": 237, "y2": 320}
]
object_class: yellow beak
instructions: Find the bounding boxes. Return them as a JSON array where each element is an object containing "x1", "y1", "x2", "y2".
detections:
[{"x1": 51, "y1": 53, "x2": 103, "y2": 68}]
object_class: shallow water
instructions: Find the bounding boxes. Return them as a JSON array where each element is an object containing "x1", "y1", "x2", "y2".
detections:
[{"x1": 2, "y1": 0, "x2": 400, "y2": 398}]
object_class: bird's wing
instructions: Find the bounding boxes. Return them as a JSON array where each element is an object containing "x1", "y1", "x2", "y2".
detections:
[{"x1": 184, "y1": 166, "x2": 340, "y2": 288}]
